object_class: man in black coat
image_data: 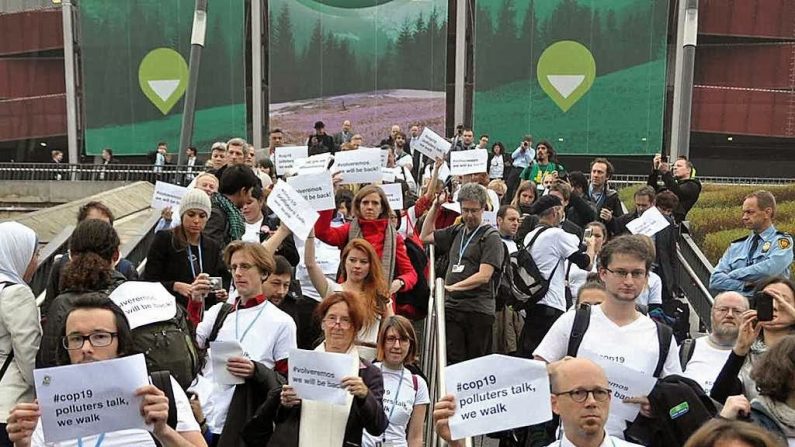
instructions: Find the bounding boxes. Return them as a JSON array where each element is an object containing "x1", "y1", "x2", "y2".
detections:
[
  {"x1": 609, "y1": 186, "x2": 657, "y2": 236},
  {"x1": 586, "y1": 157, "x2": 624, "y2": 236},
  {"x1": 648, "y1": 155, "x2": 702, "y2": 223},
  {"x1": 306, "y1": 121, "x2": 335, "y2": 156}
]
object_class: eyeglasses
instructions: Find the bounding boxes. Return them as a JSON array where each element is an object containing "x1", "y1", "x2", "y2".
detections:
[
  {"x1": 385, "y1": 335, "x2": 409, "y2": 345},
  {"x1": 604, "y1": 267, "x2": 647, "y2": 279},
  {"x1": 714, "y1": 306, "x2": 747, "y2": 316},
  {"x1": 323, "y1": 316, "x2": 352, "y2": 329},
  {"x1": 229, "y1": 263, "x2": 254, "y2": 273},
  {"x1": 554, "y1": 387, "x2": 611, "y2": 403},
  {"x1": 62, "y1": 332, "x2": 117, "y2": 350}
]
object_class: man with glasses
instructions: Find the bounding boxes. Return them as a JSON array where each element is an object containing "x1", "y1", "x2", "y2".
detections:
[
  {"x1": 421, "y1": 183, "x2": 504, "y2": 365},
  {"x1": 609, "y1": 186, "x2": 656, "y2": 236},
  {"x1": 516, "y1": 195, "x2": 596, "y2": 359},
  {"x1": 6, "y1": 294, "x2": 206, "y2": 446},
  {"x1": 534, "y1": 235, "x2": 682, "y2": 439},
  {"x1": 432, "y1": 357, "x2": 641, "y2": 446},
  {"x1": 680, "y1": 291, "x2": 748, "y2": 395}
]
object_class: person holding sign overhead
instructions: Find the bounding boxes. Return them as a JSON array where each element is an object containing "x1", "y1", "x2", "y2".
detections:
[
  {"x1": 305, "y1": 233, "x2": 393, "y2": 361},
  {"x1": 194, "y1": 242, "x2": 296, "y2": 447},
  {"x1": 361, "y1": 316, "x2": 429, "y2": 447},
  {"x1": 6, "y1": 294, "x2": 206, "y2": 447},
  {"x1": 314, "y1": 185, "x2": 417, "y2": 298},
  {"x1": 276, "y1": 291, "x2": 388, "y2": 446}
]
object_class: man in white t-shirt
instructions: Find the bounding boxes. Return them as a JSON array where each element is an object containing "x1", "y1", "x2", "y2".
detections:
[
  {"x1": 681, "y1": 291, "x2": 748, "y2": 395},
  {"x1": 534, "y1": 234, "x2": 682, "y2": 438},
  {"x1": 6, "y1": 295, "x2": 204, "y2": 447},
  {"x1": 432, "y1": 357, "x2": 641, "y2": 447},
  {"x1": 517, "y1": 195, "x2": 595, "y2": 358}
]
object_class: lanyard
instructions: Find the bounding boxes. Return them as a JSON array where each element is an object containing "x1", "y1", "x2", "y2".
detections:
[
  {"x1": 77, "y1": 433, "x2": 105, "y2": 447},
  {"x1": 380, "y1": 365, "x2": 406, "y2": 442},
  {"x1": 458, "y1": 225, "x2": 484, "y2": 264},
  {"x1": 235, "y1": 300, "x2": 267, "y2": 343},
  {"x1": 187, "y1": 242, "x2": 203, "y2": 278}
]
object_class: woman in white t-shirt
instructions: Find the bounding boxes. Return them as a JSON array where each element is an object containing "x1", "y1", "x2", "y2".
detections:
[
  {"x1": 306, "y1": 232, "x2": 393, "y2": 360},
  {"x1": 362, "y1": 316, "x2": 429, "y2": 447},
  {"x1": 241, "y1": 186, "x2": 267, "y2": 243}
]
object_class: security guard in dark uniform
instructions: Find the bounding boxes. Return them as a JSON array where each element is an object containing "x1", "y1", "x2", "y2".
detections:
[{"x1": 709, "y1": 191, "x2": 793, "y2": 297}]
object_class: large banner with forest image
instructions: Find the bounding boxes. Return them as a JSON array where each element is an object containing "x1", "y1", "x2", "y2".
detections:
[
  {"x1": 79, "y1": 0, "x2": 247, "y2": 156},
  {"x1": 268, "y1": 0, "x2": 448, "y2": 146},
  {"x1": 473, "y1": 0, "x2": 669, "y2": 156}
]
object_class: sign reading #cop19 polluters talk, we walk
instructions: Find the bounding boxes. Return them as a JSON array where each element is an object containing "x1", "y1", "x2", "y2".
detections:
[{"x1": 34, "y1": 355, "x2": 150, "y2": 443}]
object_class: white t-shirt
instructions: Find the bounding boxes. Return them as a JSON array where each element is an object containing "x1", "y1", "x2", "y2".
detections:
[
  {"x1": 682, "y1": 337, "x2": 732, "y2": 396},
  {"x1": 242, "y1": 217, "x2": 264, "y2": 243},
  {"x1": 524, "y1": 227, "x2": 581, "y2": 312},
  {"x1": 547, "y1": 430, "x2": 643, "y2": 447},
  {"x1": 362, "y1": 364, "x2": 430, "y2": 447},
  {"x1": 489, "y1": 154, "x2": 504, "y2": 179},
  {"x1": 567, "y1": 262, "x2": 598, "y2": 300},
  {"x1": 534, "y1": 305, "x2": 682, "y2": 438},
  {"x1": 30, "y1": 376, "x2": 198, "y2": 446},
  {"x1": 635, "y1": 272, "x2": 662, "y2": 307},
  {"x1": 196, "y1": 300, "x2": 297, "y2": 434}
]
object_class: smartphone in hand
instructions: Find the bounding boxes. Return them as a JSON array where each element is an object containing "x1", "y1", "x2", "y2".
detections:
[{"x1": 754, "y1": 291, "x2": 774, "y2": 322}]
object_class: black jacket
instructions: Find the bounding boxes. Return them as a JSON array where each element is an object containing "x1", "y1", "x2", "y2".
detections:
[
  {"x1": 38, "y1": 270, "x2": 127, "y2": 368},
  {"x1": 220, "y1": 362, "x2": 286, "y2": 447},
  {"x1": 609, "y1": 210, "x2": 639, "y2": 236},
  {"x1": 566, "y1": 194, "x2": 597, "y2": 230},
  {"x1": 307, "y1": 134, "x2": 335, "y2": 156},
  {"x1": 647, "y1": 170, "x2": 702, "y2": 223},
  {"x1": 142, "y1": 229, "x2": 230, "y2": 308},
  {"x1": 586, "y1": 184, "x2": 624, "y2": 225},
  {"x1": 256, "y1": 359, "x2": 388, "y2": 447},
  {"x1": 205, "y1": 200, "x2": 232, "y2": 247}
]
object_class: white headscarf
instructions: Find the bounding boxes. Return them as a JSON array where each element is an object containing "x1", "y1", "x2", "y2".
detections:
[{"x1": 0, "y1": 222, "x2": 37, "y2": 285}]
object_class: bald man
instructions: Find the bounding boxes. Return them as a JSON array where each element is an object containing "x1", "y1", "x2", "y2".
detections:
[
  {"x1": 680, "y1": 291, "x2": 748, "y2": 395},
  {"x1": 433, "y1": 358, "x2": 641, "y2": 446}
]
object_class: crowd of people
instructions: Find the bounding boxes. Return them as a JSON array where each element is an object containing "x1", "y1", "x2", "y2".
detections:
[{"x1": 1, "y1": 120, "x2": 793, "y2": 447}]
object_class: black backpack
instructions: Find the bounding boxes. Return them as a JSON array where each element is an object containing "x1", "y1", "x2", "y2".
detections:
[
  {"x1": 567, "y1": 303, "x2": 673, "y2": 378},
  {"x1": 508, "y1": 226, "x2": 558, "y2": 311},
  {"x1": 132, "y1": 304, "x2": 201, "y2": 391},
  {"x1": 394, "y1": 237, "x2": 430, "y2": 320}
]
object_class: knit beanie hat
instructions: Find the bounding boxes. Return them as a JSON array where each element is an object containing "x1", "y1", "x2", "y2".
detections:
[
  {"x1": 529, "y1": 194, "x2": 562, "y2": 216},
  {"x1": 179, "y1": 188, "x2": 212, "y2": 218}
]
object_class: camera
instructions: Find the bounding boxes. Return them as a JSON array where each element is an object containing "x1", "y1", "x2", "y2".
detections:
[{"x1": 208, "y1": 277, "x2": 223, "y2": 291}]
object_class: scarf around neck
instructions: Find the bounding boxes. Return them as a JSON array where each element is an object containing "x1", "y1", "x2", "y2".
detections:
[
  {"x1": 212, "y1": 193, "x2": 245, "y2": 242},
  {"x1": 348, "y1": 218, "x2": 397, "y2": 283},
  {"x1": 755, "y1": 395, "x2": 795, "y2": 437}
]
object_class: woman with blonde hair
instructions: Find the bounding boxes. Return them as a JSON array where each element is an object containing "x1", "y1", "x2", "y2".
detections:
[
  {"x1": 684, "y1": 419, "x2": 783, "y2": 447},
  {"x1": 306, "y1": 235, "x2": 393, "y2": 360}
]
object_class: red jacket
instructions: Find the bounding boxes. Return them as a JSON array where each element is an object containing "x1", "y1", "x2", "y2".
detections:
[
  {"x1": 414, "y1": 194, "x2": 459, "y2": 234},
  {"x1": 314, "y1": 209, "x2": 417, "y2": 292}
]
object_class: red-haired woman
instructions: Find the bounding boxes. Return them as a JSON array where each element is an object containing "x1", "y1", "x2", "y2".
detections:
[
  {"x1": 306, "y1": 234, "x2": 393, "y2": 361},
  {"x1": 313, "y1": 185, "x2": 417, "y2": 298}
]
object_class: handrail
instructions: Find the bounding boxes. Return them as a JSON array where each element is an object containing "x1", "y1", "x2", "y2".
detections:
[
  {"x1": 29, "y1": 224, "x2": 74, "y2": 297},
  {"x1": 0, "y1": 163, "x2": 207, "y2": 184},
  {"x1": 676, "y1": 226, "x2": 717, "y2": 330}
]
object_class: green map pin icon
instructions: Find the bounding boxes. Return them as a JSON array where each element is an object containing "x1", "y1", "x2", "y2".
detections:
[
  {"x1": 138, "y1": 48, "x2": 188, "y2": 115},
  {"x1": 537, "y1": 41, "x2": 596, "y2": 112}
]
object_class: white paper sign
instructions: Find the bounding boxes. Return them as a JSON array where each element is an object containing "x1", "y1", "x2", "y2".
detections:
[
  {"x1": 626, "y1": 206, "x2": 671, "y2": 237},
  {"x1": 266, "y1": 180, "x2": 320, "y2": 240},
  {"x1": 151, "y1": 181, "x2": 187, "y2": 210},
  {"x1": 379, "y1": 183, "x2": 404, "y2": 210},
  {"x1": 445, "y1": 354, "x2": 552, "y2": 440},
  {"x1": 414, "y1": 127, "x2": 451, "y2": 160},
  {"x1": 450, "y1": 149, "x2": 488, "y2": 176},
  {"x1": 381, "y1": 167, "x2": 400, "y2": 182},
  {"x1": 441, "y1": 201, "x2": 461, "y2": 214},
  {"x1": 275, "y1": 146, "x2": 309, "y2": 175},
  {"x1": 581, "y1": 349, "x2": 657, "y2": 427},
  {"x1": 483, "y1": 210, "x2": 497, "y2": 228},
  {"x1": 289, "y1": 348, "x2": 357, "y2": 406},
  {"x1": 293, "y1": 153, "x2": 333, "y2": 175},
  {"x1": 287, "y1": 171, "x2": 335, "y2": 211},
  {"x1": 108, "y1": 282, "x2": 177, "y2": 330},
  {"x1": 334, "y1": 147, "x2": 382, "y2": 184},
  {"x1": 380, "y1": 147, "x2": 390, "y2": 167},
  {"x1": 35, "y1": 354, "x2": 149, "y2": 443},
  {"x1": 209, "y1": 340, "x2": 245, "y2": 385}
]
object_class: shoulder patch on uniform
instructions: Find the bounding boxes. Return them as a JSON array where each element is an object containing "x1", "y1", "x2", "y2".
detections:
[
  {"x1": 778, "y1": 238, "x2": 791, "y2": 250},
  {"x1": 731, "y1": 235, "x2": 750, "y2": 243}
]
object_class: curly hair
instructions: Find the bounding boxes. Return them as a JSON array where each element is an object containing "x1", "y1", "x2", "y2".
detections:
[
  {"x1": 340, "y1": 238, "x2": 389, "y2": 327},
  {"x1": 751, "y1": 334, "x2": 795, "y2": 402},
  {"x1": 60, "y1": 220, "x2": 120, "y2": 292}
]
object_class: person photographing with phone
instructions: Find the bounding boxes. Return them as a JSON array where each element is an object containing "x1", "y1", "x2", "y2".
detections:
[
  {"x1": 647, "y1": 153, "x2": 701, "y2": 223},
  {"x1": 710, "y1": 277, "x2": 795, "y2": 405}
]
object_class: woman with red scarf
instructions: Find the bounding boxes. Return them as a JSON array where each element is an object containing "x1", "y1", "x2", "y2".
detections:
[{"x1": 314, "y1": 185, "x2": 417, "y2": 297}]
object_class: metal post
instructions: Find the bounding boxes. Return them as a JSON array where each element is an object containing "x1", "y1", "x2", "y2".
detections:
[
  {"x1": 670, "y1": 0, "x2": 698, "y2": 159},
  {"x1": 453, "y1": 0, "x2": 466, "y2": 129},
  {"x1": 251, "y1": 0, "x2": 264, "y2": 152},
  {"x1": 177, "y1": 0, "x2": 208, "y2": 166},
  {"x1": 62, "y1": 0, "x2": 79, "y2": 165},
  {"x1": 676, "y1": 0, "x2": 698, "y2": 160}
]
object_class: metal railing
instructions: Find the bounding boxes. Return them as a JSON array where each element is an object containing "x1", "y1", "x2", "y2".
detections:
[
  {"x1": 610, "y1": 173, "x2": 795, "y2": 187},
  {"x1": 676, "y1": 223, "x2": 717, "y2": 330},
  {"x1": 29, "y1": 225, "x2": 74, "y2": 297},
  {"x1": 0, "y1": 163, "x2": 207, "y2": 184}
]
